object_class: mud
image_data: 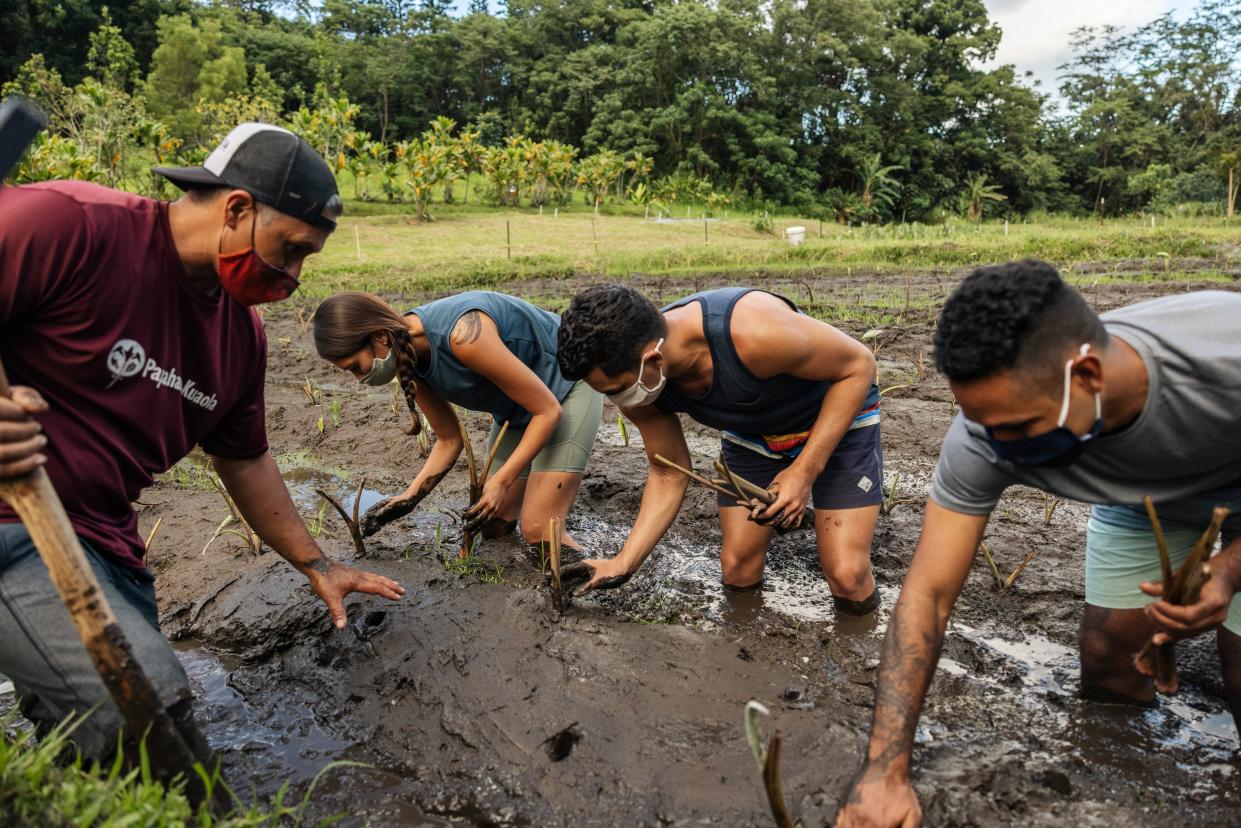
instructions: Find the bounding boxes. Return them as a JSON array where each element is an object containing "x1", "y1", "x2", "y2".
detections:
[{"x1": 126, "y1": 263, "x2": 1241, "y2": 825}]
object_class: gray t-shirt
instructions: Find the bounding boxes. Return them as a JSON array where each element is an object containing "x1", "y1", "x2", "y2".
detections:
[{"x1": 930, "y1": 290, "x2": 1241, "y2": 530}]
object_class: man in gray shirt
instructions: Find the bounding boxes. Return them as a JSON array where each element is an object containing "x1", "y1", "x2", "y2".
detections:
[{"x1": 837, "y1": 259, "x2": 1241, "y2": 827}]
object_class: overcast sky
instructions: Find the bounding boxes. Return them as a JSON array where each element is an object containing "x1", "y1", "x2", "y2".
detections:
[{"x1": 983, "y1": 0, "x2": 1199, "y2": 94}]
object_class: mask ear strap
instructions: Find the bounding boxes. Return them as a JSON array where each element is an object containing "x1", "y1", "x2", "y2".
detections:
[{"x1": 1058, "y1": 343, "x2": 1094, "y2": 427}]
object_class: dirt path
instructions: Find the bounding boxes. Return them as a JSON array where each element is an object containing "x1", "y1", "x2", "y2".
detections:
[{"x1": 137, "y1": 267, "x2": 1240, "y2": 826}]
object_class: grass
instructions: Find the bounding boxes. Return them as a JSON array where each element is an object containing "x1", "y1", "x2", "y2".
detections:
[
  {"x1": 297, "y1": 201, "x2": 1241, "y2": 299},
  {"x1": 442, "y1": 549, "x2": 505, "y2": 584},
  {"x1": 0, "y1": 709, "x2": 351, "y2": 826}
]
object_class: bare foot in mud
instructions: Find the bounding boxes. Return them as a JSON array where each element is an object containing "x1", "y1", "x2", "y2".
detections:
[{"x1": 1133, "y1": 640, "x2": 1180, "y2": 694}]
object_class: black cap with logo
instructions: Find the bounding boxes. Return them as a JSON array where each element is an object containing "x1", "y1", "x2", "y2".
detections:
[{"x1": 155, "y1": 123, "x2": 341, "y2": 232}]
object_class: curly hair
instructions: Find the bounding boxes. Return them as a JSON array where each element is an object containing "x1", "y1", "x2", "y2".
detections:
[
  {"x1": 933, "y1": 259, "x2": 1107, "y2": 383},
  {"x1": 312, "y1": 292, "x2": 422, "y2": 435},
  {"x1": 558, "y1": 284, "x2": 668, "y2": 380}
]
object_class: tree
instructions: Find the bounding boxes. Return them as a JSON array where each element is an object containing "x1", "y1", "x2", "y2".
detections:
[{"x1": 964, "y1": 173, "x2": 1006, "y2": 222}]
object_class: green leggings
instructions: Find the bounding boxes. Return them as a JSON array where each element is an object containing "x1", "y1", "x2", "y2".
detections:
[{"x1": 486, "y1": 381, "x2": 603, "y2": 479}]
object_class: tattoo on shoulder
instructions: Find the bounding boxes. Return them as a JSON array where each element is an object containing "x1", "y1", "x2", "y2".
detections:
[{"x1": 453, "y1": 311, "x2": 483, "y2": 346}]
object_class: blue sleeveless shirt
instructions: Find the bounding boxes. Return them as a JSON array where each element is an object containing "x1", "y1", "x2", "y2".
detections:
[
  {"x1": 408, "y1": 292, "x2": 575, "y2": 426},
  {"x1": 653, "y1": 288, "x2": 880, "y2": 456}
]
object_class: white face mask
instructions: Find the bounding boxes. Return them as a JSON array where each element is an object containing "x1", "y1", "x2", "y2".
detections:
[
  {"x1": 360, "y1": 339, "x2": 398, "y2": 386},
  {"x1": 607, "y1": 339, "x2": 666, "y2": 408}
]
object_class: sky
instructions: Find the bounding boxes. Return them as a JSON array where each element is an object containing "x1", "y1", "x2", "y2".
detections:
[{"x1": 983, "y1": 0, "x2": 1199, "y2": 95}]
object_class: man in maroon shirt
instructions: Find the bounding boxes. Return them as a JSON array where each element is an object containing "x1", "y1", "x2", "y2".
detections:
[{"x1": 0, "y1": 123, "x2": 404, "y2": 760}]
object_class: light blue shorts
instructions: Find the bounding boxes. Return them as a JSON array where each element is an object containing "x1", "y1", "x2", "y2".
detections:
[{"x1": 1086, "y1": 514, "x2": 1240, "y2": 635}]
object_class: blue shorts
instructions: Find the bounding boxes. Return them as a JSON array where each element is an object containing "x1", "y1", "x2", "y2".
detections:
[
  {"x1": 1086, "y1": 506, "x2": 1241, "y2": 636},
  {"x1": 718, "y1": 424, "x2": 884, "y2": 511}
]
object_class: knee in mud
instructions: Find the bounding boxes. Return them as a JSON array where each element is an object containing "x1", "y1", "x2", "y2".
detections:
[{"x1": 821, "y1": 557, "x2": 871, "y2": 597}]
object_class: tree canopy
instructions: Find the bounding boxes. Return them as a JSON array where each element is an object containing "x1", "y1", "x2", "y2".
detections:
[{"x1": 3, "y1": 0, "x2": 1238, "y2": 220}]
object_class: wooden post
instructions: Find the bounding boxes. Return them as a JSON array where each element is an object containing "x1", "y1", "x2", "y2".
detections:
[
  {"x1": 0, "y1": 363, "x2": 223, "y2": 810},
  {"x1": 506, "y1": 220, "x2": 511, "y2": 260}
]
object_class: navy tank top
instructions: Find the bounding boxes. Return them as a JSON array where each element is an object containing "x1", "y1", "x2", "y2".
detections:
[
  {"x1": 653, "y1": 288, "x2": 881, "y2": 443},
  {"x1": 408, "y1": 292, "x2": 575, "y2": 426}
]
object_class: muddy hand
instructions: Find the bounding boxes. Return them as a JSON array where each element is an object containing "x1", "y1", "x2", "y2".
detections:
[
  {"x1": 361, "y1": 495, "x2": 417, "y2": 537},
  {"x1": 463, "y1": 476, "x2": 510, "y2": 533},
  {"x1": 308, "y1": 559, "x2": 405, "y2": 629},
  {"x1": 752, "y1": 468, "x2": 812, "y2": 531},
  {"x1": 836, "y1": 770, "x2": 922, "y2": 828},
  {"x1": 1140, "y1": 574, "x2": 1232, "y2": 643},
  {"x1": 559, "y1": 558, "x2": 632, "y2": 596},
  {"x1": 0, "y1": 386, "x2": 49, "y2": 478}
]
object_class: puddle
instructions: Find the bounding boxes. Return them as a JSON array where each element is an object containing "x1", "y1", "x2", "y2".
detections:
[
  {"x1": 948, "y1": 622, "x2": 1240, "y2": 773},
  {"x1": 176, "y1": 641, "x2": 446, "y2": 825},
  {"x1": 565, "y1": 515, "x2": 893, "y2": 627}
]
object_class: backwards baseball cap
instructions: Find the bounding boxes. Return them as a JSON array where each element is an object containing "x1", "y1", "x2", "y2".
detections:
[{"x1": 155, "y1": 123, "x2": 341, "y2": 232}]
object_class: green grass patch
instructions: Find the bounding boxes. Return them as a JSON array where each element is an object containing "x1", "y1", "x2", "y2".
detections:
[
  {"x1": 0, "y1": 710, "x2": 352, "y2": 826},
  {"x1": 297, "y1": 206, "x2": 1240, "y2": 298}
]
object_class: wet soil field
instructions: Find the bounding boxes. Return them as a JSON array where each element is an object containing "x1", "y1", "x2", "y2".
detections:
[{"x1": 129, "y1": 266, "x2": 1240, "y2": 824}]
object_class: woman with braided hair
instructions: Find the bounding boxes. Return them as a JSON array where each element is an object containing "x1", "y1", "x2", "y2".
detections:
[{"x1": 312, "y1": 291, "x2": 603, "y2": 548}]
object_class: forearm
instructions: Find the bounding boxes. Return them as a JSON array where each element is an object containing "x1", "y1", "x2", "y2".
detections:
[
  {"x1": 212, "y1": 453, "x2": 328, "y2": 575},
  {"x1": 792, "y1": 375, "x2": 872, "y2": 476},
  {"x1": 492, "y1": 411, "x2": 558, "y2": 485},
  {"x1": 615, "y1": 467, "x2": 689, "y2": 572},
  {"x1": 403, "y1": 435, "x2": 462, "y2": 500},
  {"x1": 1214, "y1": 540, "x2": 1241, "y2": 593},
  {"x1": 863, "y1": 587, "x2": 951, "y2": 777}
]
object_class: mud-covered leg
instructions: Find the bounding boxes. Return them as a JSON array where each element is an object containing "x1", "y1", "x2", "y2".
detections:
[
  {"x1": 518, "y1": 471, "x2": 586, "y2": 550},
  {"x1": 814, "y1": 504, "x2": 879, "y2": 610},
  {"x1": 719, "y1": 506, "x2": 773, "y2": 588},
  {"x1": 1219, "y1": 626, "x2": 1241, "y2": 736},
  {"x1": 1079, "y1": 604, "x2": 1156, "y2": 705}
]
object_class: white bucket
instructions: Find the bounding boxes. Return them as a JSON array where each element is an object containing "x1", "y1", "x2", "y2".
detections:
[{"x1": 785, "y1": 225, "x2": 806, "y2": 246}]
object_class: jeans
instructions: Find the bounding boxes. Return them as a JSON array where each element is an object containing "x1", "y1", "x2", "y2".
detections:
[{"x1": 0, "y1": 522, "x2": 190, "y2": 759}]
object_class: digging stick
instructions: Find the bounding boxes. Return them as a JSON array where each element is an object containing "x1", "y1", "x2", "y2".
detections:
[{"x1": 0, "y1": 363, "x2": 223, "y2": 810}]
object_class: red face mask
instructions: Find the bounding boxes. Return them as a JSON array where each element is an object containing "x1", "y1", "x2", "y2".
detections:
[{"x1": 217, "y1": 210, "x2": 300, "y2": 305}]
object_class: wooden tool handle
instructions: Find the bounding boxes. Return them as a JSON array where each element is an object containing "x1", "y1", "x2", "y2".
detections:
[{"x1": 0, "y1": 359, "x2": 221, "y2": 807}]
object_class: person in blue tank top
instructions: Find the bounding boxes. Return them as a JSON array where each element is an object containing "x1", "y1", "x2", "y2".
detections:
[
  {"x1": 312, "y1": 291, "x2": 603, "y2": 550},
  {"x1": 557, "y1": 284, "x2": 883, "y2": 616}
]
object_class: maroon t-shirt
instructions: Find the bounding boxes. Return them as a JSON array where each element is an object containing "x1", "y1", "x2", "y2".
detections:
[{"x1": 0, "y1": 181, "x2": 268, "y2": 570}]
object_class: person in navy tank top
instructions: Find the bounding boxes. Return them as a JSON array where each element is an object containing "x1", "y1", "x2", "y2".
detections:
[
  {"x1": 313, "y1": 291, "x2": 603, "y2": 552},
  {"x1": 558, "y1": 285, "x2": 883, "y2": 616}
]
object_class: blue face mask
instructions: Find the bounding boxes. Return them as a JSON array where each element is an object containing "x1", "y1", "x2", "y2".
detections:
[{"x1": 986, "y1": 344, "x2": 1103, "y2": 469}]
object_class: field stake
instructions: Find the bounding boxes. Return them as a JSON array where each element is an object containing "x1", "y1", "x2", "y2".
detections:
[
  {"x1": 704, "y1": 219, "x2": 708, "y2": 244},
  {"x1": 506, "y1": 220, "x2": 511, "y2": 259},
  {"x1": 354, "y1": 224, "x2": 362, "y2": 262}
]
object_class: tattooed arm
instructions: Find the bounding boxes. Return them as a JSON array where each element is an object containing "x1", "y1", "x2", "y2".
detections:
[
  {"x1": 212, "y1": 452, "x2": 405, "y2": 628},
  {"x1": 836, "y1": 501, "x2": 988, "y2": 828}
]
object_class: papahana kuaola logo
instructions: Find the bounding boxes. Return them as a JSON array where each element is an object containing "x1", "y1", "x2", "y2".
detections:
[{"x1": 105, "y1": 339, "x2": 219, "y2": 411}]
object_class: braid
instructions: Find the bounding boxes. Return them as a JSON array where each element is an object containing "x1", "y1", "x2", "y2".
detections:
[{"x1": 392, "y1": 328, "x2": 422, "y2": 436}]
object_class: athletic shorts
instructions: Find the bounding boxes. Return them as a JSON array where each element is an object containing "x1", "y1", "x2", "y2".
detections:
[
  {"x1": 718, "y1": 423, "x2": 884, "y2": 511},
  {"x1": 1086, "y1": 509, "x2": 1241, "y2": 635},
  {"x1": 486, "y1": 380, "x2": 603, "y2": 479}
]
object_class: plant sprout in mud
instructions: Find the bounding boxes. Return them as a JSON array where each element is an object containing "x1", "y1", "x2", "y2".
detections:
[
  {"x1": 1042, "y1": 493, "x2": 1062, "y2": 526},
  {"x1": 881, "y1": 472, "x2": 911, "y2": 516},
  {"x1": 977, "y1": 541, "x2": 1038, "y2": 592},
  {"x1": 315, "y1": 478, "x2": 369, "y2": 559},
  {"x1": 742, "y1": 701, "x2": 797, "y2": 828},
  {"x1": 201, "y1": 475, "x2": 262, "y2": 558},
  {"x1": 302, "y1": 377, "x2": 322, "y2": 407},
  {"x1": 330, "y1": 398, "x2": 342, "y2": 428}
]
